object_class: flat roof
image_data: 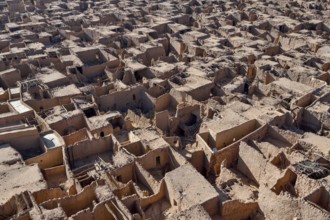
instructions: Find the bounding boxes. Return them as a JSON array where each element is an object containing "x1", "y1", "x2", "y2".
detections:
[
  {"x1": 165, "y1": 164, "x2": 219, "y2": 209},
  {"x1": 9, "y1": 100, "x2": 32, "y2": 113},
  {"x1": 36, "y1": 69, "x2": 67, "y2": 84},
  {"x1": 51, "y1": 84, "x2": 81, "y2": 97}
]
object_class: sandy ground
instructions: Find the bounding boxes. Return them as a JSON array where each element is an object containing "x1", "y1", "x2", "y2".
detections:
[{"x1": 0, "y1": 164, "x2": 47, "y2": 205}]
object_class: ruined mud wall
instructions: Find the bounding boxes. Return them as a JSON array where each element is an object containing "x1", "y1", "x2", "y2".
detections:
[
  {"x1": 0, "y1": 113, "x2": 28, "y2": 126},
  {"x1": 82, "y1": 63, "x2": 107, "y2": 79},
  {"x1": 137, "y1": 147, "x2": 170, "y2": 170},
  {"x1": 92, "y1": 201, "x2": 117, "y2": 220},
  {"x1": 25, "y1": 147, "x2": 63, "y2": 169},
  {"x1": 122, "y1": 141, "x2": 148, "y2": 157},
  {"x1": 110, "y1": 163, "x2": 134, "y2": 184},
  {"x1": 215, "y1": 119, "x2": 261, "y2": 149},
  {"x1": 49, "y1": 113, "x2": 86, "y2": 136},
  {"x1": 41, "y1": 181, "x2": 98, "y2": 217},
  {"x1": 187, "y1": 83, "x2": 213, "y2": 102},
  {"x1": 155, "y1": 110, "x2": 169, "y2": 133},
  {"x1": 190, "y1": 150, "x2": 205, "y2": 173},
  {"x1": 68, "y1": 135, "x2": 114, "y2": 162},
  {"x1": 135, "y1": 163, "x2": 158, "y2": 193},
  {"x1": 0, "y1": 69, "x2": 21, "y2": 89},
  {"x1": 140, "y1": 180, "x2": 166, "y2": 208},
  {"x1": 25, "y1": 97, "x2": 71, "y2": 112},
  {"x1": 63, "y1": 128, "x2": 90, "y2": 146},
  {"x1": 196, "y1": 133, "x2": 214, "y2": 172},
  {"x1": 32, "y1": 188, "x2": 67, "y2": 205},
  {"x1": 155, "y1": 93, "x2": 171, "y2": 112},
  {"x1": 97, "y1": 86, "x2": 152, "y2": 112},
  {"x1": 0, "y1": 127, "x2": 41, "y2": 151},
  {"x1": 0, "y1": 89, "x2": 9, "y2": 102},
  {"x1": 221, "y1": 200, "x2": 258, "y2": 220},
  {"x1": 212, "y1": 124, "x2": 269, "y2": 175}
]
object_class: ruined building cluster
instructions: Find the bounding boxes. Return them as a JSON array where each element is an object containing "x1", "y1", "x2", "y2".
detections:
[{"x1": 0, "y1": 0, "x2": 329, "y2": 219}]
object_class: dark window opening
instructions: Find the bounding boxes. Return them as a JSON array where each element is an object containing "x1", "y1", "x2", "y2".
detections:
[
  {"x1": 100, "y1": 131, "x2": 105, "y2": 137},
  {"x1": 244, "y1": 82, "x2": 249, "y2": 94},
  {"x1": 116, "y1": 175, "x2": 122, "y2": 182},
  {"x1": 279, "y1": 25, "x2": 287, "y2": 33},
  {"x1": 77, "y1": 66, "x2": 83, "y2": 74},
  {"x1": 156, "y1": 156, "x2": 161, "y2": 167},
  {"x1": 134, "y1": 71, "x2": 143, "y2": 81},
  {"x1": 133, "y1": 94, "x2": 136, "y2": 101}
]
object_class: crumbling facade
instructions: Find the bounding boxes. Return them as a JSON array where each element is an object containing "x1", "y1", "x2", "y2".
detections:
[{"x1": 0, "y1": 0, "x2": 329, "y2": 219}]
